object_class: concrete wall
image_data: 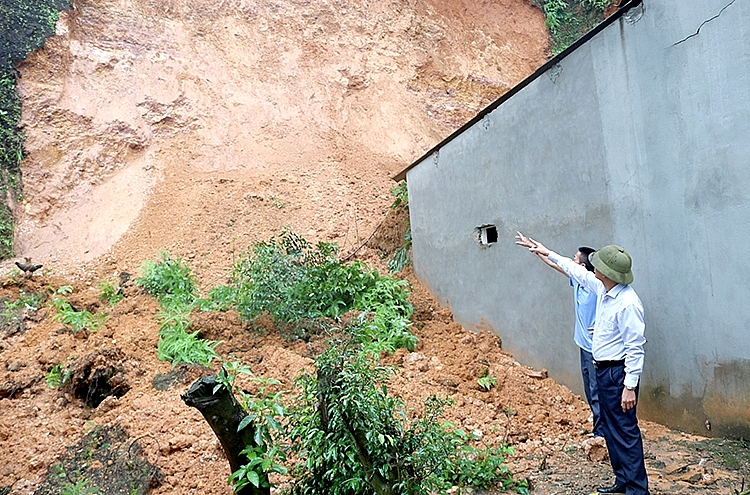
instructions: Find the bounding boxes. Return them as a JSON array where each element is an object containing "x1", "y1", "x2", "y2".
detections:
[{"x1": 405, "y1": 0, "x2": 750, "y2": 438}]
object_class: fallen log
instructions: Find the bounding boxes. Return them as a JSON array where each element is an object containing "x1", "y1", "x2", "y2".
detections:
[{"x1": 182, "y1": 375, "x2": 270, "y2": 495}]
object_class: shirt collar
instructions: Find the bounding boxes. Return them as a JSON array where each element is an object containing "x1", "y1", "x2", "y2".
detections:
[{"x1": 605, "y1": 283, "x2": 627, "y2": 299}]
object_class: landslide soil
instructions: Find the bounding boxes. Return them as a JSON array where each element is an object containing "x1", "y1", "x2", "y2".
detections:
[{"x1": 1, "y1": 0, "x2": 749, "y2": 494}]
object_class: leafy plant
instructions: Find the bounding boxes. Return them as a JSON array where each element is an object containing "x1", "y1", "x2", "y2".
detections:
[
  {"x1": 48, "y1": 286, "x2": 106, "y2": 333},
  {"x1": 134, "y1": 252, "x2": 220, "y2": 367},
  {"x1": 534, "y1": 0, "x2": 617, "y2": 54},
  {"x1": 386, "y1": 181, "x2": 412, "y2": 274},
  {"x1": 387, "y1": 230, "x2": 412, "y2": 274},
  {"x1": 51, "y1": 296, "x2": 107, "y2": 333},
  {"x1": 135, "y1": 251, "x2": 197, "y2": 305},
  {"x1": 45, "y1": 363, "x2": 71, "y2": 388},
  {"x1": 477, "y1": 368, "x2": 497, "y2": 391},
  {"x1": 60, "y1": 479, "x2": 100, "y2": 495},
  {"x1": 0, "y1": 290, "x2": 44, "y2": 326},
  {"x1": 477, "y1": 375, "x2": 497, "y2": 391},
  {"x1": 287, "y1": 343, "x2": 524, "y2": 495},
  {"x1": 156, "y1": 305, "x2": 219, "y2": 367},
  {"x1": 229, "y1": 229, "x2": 415, "y2": 349},
  {"x1": 216, "y1": 362, "x2": 288, "y2": 491},
  {"x1": 97, "y1": 279, "x2": 123, "y2": 306},
  {"x1": 390, "y1": 181, "x2": 409, "y2": 210}
]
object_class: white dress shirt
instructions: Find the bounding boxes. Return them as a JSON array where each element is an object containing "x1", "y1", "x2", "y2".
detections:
[{"x1": 548, "y1": 251, "x2": 646, "y2": 389}]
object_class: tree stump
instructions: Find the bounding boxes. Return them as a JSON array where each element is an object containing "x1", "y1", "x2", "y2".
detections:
[{"x1": 182, "y1": 375, "x2": 270, "y2": 495}]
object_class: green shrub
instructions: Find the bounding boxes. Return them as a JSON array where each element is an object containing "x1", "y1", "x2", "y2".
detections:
[
  {"x1": 216, "y1": 362, "x2": 288, "y2": 491},
  {"x1": 133, "y1": 253, "x2": 219, "y2": 367},
  {"x1": 97, "y1": 279, "x2": 123, "y2": 306},
  {"x1": 135, "y1": 251, "x2": 197, "y2": 304},
  {"x1": 156, "y1": 305, "x2": 219, "y2": 367},
  {"x1": 535, "y1": 0, "x2": 617, "y2": 54},
  {"x1": 389, "y1": 181, "x2": 409, "y2": 210},
  {"x1": 229, "y1": 229, "x2": 415, "y2": 349},
  {"x1": 386, "y1": 181, "x2": 412, "y2": 274},
  {"x1": 45, "y1": 363, "x2": 71, "y2": 388},
  {"x1": 287, "y1": 343, "x2": 525, "y2": 495},
  {"x1": 477, "y1": 371, "x2": 497, "y2": 391}
]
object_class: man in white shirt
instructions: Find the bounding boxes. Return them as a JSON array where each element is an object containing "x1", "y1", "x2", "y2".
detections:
[{"x1": 516, "y1": 236, "x2": 649, "y2": 495}]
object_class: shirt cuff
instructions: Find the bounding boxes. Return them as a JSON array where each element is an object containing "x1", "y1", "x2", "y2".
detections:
[
  {"x1": 547, "y1": 251, "x2": 561, "y2": 263},
  {"x1": 624, "y1": 374, "x2": 639, "y2": 389}
]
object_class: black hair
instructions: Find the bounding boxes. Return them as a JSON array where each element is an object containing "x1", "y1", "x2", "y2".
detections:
[{"x1": 578, "y1": 246, "x2": 596, "y2": 272}]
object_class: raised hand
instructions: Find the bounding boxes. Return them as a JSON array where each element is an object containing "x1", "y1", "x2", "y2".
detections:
[
  {"x1": 528, "y1": 238, "x2": 551, "y2": 257},
  {"x1": 515, "y1": 231, "x2": 535, "y2": 249}
]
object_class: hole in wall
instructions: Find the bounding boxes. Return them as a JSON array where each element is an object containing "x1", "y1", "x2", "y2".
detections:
[{"x1": 476, "y1": 225, "x2": 498, "y2": 247}]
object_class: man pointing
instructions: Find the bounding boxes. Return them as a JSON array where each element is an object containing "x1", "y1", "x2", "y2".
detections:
[{"x1": 516, "y1": 234, "x2": 649, "y2": 495}]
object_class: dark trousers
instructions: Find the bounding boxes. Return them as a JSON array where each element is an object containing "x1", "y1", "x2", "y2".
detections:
[
  {"x1": 596, "y1": 364, "x2": 649, "y2": 495},
  {"x1": 580, "y1": 348, "x2": 605, "y2": 438}
]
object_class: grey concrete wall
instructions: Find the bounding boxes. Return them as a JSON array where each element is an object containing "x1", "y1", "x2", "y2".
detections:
[{"x1": 406, "y1": 0, "x2": 750, "y2": 437}]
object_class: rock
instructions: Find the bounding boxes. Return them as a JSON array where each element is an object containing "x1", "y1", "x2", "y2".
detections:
[
  {"x1": 94, "y1": 395, "x2": 120, "y2": 415},
  {"x1": 581, "y1": 436, "x2": 609, "y2": 462},
  {"x1": 403, "y1": 352, "x2": 426, "y2": 364},
  {"x1": 164, "y1": 433, "x2": 197, "y2": 453}
]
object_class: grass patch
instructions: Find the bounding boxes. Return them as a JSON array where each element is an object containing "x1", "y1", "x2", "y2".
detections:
[{"x1": 531, "y1": 0, "x2": 617, "y2": 55}]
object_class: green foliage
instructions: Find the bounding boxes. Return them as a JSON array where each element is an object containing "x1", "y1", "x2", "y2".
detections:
[
  {"x1": 0, "y1": 0, "x2": 72, "y2": 261},
  {"x1": 387, "y1": 230, "x2": 412, "y2": 274},
  {"x1": 386, "y1": 181, "x2": 412, "y2": 274},
  {"x1": 535, "y1": 0, "x2": 616, "y2": 54},
  {"x1": 287, "y1": 343, "x2": 523, "y2": 495},
  {"x1": 156, "y1": 304, "x2": 219, "y2": 367},
  {"x1": 216, "y1": 362, "x2": 288, "y2": 491},
  {"x1": 195, "y1": 284, "x2": 238, "y2": 312},
  {"x1": 50, "y1": 292, "x2": 107, "y2": 333},
  {"x1": 477, "y1": 368, "x2": 497, "y2": 391},
  {"x1": 0, "y1": 288, "x2": 43, "y2": 330},
  {"x1": 229, "y1": 229, "x2": 415, "y2": 349},
  {"x1": 1, "y1": 289, "x2": 44, "y2": 316},
  {"x1": 0, "y1": 201, "x2": 14, "y2": 259},
  {"x1": 97, "y1": 279, "x2": 123, "y2": 306},
  {"x1": 389, "y1": 181, "x2": 408, "y2": 210},
  {"x1": 45, "y1": 363, "x2": 70, "y2": 388},
  {"x1": 45, "y1": 364, "x2": 62, "y2": 388},
  {"x1": 60, "y1": 479, "x2": 100, "y2": 495},
  {"x1": 135, "y1": 252, "x2": 221, "y2": 367},
  {"x1": 135, "y1": 251, "x2": 197, "y2": 305}
]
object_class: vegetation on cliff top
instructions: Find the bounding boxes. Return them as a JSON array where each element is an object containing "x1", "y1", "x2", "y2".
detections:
[{"x1": 0, "y1": 0, "x2": 71, "y2": 259}]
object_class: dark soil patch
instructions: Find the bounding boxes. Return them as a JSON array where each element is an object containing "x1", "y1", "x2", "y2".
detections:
[
  {"x1": 65, "y1": 349, "x2": 131, "y2": 408},
  {"x1": 33, "y1": 425, "x2": 161, "y2": 495},
  {"x1": 152, "y1": 364, "x2": 209, "y2": 392}
]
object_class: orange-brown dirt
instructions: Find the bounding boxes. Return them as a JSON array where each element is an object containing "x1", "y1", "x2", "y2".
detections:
[{"x1": 1, "y1": 0, "x2": 748, "y2": 494}]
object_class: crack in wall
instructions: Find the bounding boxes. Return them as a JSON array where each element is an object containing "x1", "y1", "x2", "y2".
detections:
[{"x1": 672, "y1": 0, "x2": 737, "y2": 46}]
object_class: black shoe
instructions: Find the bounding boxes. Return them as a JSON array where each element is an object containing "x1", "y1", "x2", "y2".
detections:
[{"x1": 597, "y1": 485, "x2": 626, "y2": 494}]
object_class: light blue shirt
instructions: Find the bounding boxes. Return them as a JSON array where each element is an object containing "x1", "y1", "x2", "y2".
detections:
[
  {"x1": 572, "y1": 279, "x2": 597, "y2": 353},
  {"x1": 550, "y1": 251, "x2": 646, "y2": 389}
]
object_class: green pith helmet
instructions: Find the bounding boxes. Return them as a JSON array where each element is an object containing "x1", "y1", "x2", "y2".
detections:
[{"x1": 590, "y1": 245, "x2": 634, "y2": 285}]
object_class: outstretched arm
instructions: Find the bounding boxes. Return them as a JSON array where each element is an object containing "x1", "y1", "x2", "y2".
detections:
[
  {"x1": 517, "y1": 233, "x2": 602, "y2": 294},
  {"x1": 515, "y1": 232, "x2": 567, "y2": 277}
]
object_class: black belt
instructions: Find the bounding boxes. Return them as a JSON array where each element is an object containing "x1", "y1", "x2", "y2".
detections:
[{"x1": 593, "y1": 359, "x2": 625, "y2": 369}]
